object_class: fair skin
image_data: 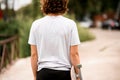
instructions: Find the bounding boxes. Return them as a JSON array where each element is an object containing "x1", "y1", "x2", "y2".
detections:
[
  {"x1": 30, "y1": 44, "x2": 81, "y2": 80},
  {"x1": 30, "y1": 45, "x2": 38, "y2": 80},
  {"x1": 70, "y1": 45, "x2": 81, "y2": 80}
]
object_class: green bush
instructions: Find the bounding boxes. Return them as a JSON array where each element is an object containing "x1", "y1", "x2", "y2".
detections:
[
  {"x1": 16, "y1": 4, "x2": 33, "y2": 18},
  {"x1": 0, "y1": 20, "x2": 19, "y2": 36},
  {"x1": 0, "y1": 16, "x2": 33, "y2": 58},
  {"x1": 17, "y1": 16, "x2": 33, "y2": 57},
  {"x1": 77, "y1": 26, "x2": 95, "y2": 42}
]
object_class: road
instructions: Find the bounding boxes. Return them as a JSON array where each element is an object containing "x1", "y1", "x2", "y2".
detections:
[{"x1": 0, "y1": 29, "x2": 120, "y2": 80}]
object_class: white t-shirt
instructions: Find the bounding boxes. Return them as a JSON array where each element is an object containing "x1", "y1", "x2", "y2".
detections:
[{"x1": 28, "y1": 15, "x2": 80, "y2": 71}]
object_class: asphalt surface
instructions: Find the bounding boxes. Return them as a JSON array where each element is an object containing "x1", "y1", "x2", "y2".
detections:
[{"x1": 0, "y1": 29, "x2": 120, "y2": 80}]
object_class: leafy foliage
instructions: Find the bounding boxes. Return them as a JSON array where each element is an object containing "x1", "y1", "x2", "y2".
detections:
[
  {"x1": 16, "y1": 16, "x2": 33, "y2": 57},
  {"x1": 0, "y1": 19, "x2": 19, "y2": 36},
  {"x1": 16, "y1": 4, "x2": 33, "y2": 18},
  {"x1": 32, "y1": 0, "x2": 42, "y2": 19},
  {"x1": 68, "y1": 0, "x2": 120, "y2": 20}
]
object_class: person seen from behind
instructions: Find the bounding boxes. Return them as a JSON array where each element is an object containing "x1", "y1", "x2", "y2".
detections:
[{"x1": 28, "y1": 0, "x2": 82, "y2": 80}]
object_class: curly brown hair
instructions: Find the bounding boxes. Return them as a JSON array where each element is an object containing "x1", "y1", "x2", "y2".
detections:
[{"x1": 41, "y1": 0, "x2": 69, "y2": 15}]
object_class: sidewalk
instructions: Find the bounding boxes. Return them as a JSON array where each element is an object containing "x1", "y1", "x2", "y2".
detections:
[{"x1": 0, "y1": 29, "x2": 120, "y2": 80}]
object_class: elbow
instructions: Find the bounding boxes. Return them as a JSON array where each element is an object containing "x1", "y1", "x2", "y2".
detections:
[
  {"x1": 70, "y1": 51, "x2": 80, "y2": 66},
  {"x1": 70, "y1": 51, "x2": 80, "y2": 59}
]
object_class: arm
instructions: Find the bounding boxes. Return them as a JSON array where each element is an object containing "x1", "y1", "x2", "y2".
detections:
[
  {"x1": 70, "y1": 45, "x2": 80, "y2": 80},
  {"x1": 30, "y1": 45, "x2": 38, "y2": 80}
]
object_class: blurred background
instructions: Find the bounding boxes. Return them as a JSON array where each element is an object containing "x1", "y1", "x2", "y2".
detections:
[{"x1": 0, "y1": 0, "x2": 120, "y2": 80}]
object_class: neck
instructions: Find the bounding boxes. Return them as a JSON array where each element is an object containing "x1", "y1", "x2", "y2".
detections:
[{"x1": 47, "y1": 14, "x2": 61, "y2": 16}]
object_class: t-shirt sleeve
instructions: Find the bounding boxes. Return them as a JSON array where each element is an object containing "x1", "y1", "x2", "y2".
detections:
[
  {"x1": 28, "y1": 22, "x2": 36, "y2": 45},
  {"x1": 70, "y1": 21, "x2": 80, "y2": 46}
]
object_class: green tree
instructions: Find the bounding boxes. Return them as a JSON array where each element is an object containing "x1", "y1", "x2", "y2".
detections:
[
  {"x1": 32, "y1": 0, "x2": 41, "y2": 19},
  {"x1": 68, "y1": 0, "x2": 120, "y2": 20}
]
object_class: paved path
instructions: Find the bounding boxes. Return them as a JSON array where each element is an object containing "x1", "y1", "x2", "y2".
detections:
[
  {"x1": 80, "y1": 29, "x2": 120, "y2": 80},
  {"x1": 0, "y1": 29, "x2": 120, "y2": 80}
]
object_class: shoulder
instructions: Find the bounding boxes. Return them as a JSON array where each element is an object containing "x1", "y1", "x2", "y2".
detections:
[
  {"x1": 62, "y1": 16, "x2": 76, "y2": 26},
  {"x1": 62, "y1": 16, "x2": 75, "y2": 23},
  {"x1": 61, "y1": 16, "x2": 77, "y2": 29},
  {"x1": 32, "y1": 17, "x2": 45, "y2": 26},
  {"x1": 31, "y1": 17, "x2": 46, "y2": 30}
]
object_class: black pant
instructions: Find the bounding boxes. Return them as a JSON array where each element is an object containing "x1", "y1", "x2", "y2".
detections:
[{"x1": 37, "y1": 68, "x2": 71, "y2": 80}]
